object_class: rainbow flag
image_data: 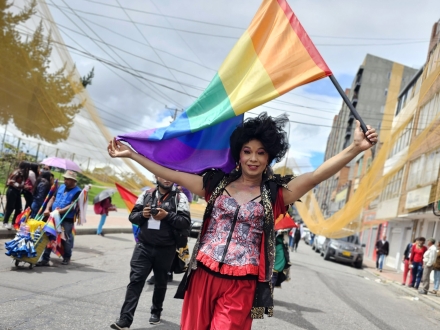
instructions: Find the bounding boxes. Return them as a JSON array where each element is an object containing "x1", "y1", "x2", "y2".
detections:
[
  {"x1": 115, "y1": 183, "x2": 141, "y2": 241},
  {"x1": 14, "y1": 207, "x2": 31, "y2": 230},
  {"x1": 43, "y1": 215, "x2": 57, "y2": 238},
  {"x1": 118, "y1": 0, "x2": 331, "y2": 173},
  {"x1": 35, "y1": 179, "x2": 58, "y2": 220}
]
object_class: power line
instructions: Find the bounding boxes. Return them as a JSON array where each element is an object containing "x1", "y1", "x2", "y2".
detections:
[
  {"x1": 52, "y1": 0, "x2": 184, "y2": 107},
  {"x1": 78, "y1": 0, "x2": 429, "y2": 42},
  {"x1": 114, "y1": 0, "x2": 190, "y2": 98},
  {"x1": 48, "y1": 4, "x2": 430, "y2": 46}
]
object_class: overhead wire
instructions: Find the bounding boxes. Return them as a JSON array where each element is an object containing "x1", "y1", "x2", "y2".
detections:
[
  {"x1": 51, "y1": 0, "x2": 182, "y2": 107},
  {"x1": 47, "y1": 3, "x2": 430, "y2": 46},
  {"x1": 114, "y1": 0, "x2": 191, "y2": 98}
]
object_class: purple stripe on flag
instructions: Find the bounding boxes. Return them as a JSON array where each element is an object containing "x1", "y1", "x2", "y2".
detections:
[
  {"x1": 119, "y1": 115, "x2": 243, "y2": 173},
  {"x1": 124, "y1": 137, "x2": 235, "y2": 173}
]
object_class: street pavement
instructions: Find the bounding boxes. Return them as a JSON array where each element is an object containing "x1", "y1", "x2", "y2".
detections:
[{"x1": 1, "y1": 235, "x2": 440, "y2": 330}]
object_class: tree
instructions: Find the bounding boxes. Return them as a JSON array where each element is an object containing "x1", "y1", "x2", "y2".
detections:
[{"x1": 0, "y1": 0, "x2": 88, "y2": 143}]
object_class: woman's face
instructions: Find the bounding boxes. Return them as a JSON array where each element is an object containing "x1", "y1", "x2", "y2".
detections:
[{"x1": 239, "y1": 139, "x2": 269, "y2": 177}]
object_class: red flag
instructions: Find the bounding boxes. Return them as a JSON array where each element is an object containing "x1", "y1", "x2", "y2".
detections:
[
  {"x1": 275, "y1": 213, "x2": 297, "y2": 230},
  {"x1": 115, "y1": 183, "x2": 138, "y2": 212}
]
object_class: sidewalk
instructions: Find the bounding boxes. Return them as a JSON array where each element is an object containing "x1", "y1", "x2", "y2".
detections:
[
  {"x1": 363, "y1": 257, "x2": 440, "y2": 310},
  {"x1": 0, "y1": 201, "x2": 206, "y2": 239}
]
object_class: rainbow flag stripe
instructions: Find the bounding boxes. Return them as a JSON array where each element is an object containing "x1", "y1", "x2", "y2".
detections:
[{"x1": 118, "y1": 0, "x2": 331, "y2": 173}]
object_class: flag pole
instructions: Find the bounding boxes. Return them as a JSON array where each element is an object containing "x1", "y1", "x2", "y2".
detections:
[{"x1": 329, "y1": 75, "x2": 370, "y2": 137}]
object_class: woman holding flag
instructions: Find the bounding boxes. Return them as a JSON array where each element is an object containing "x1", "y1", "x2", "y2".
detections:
[{"x1": 108, "y1": 112, "x2": 377, "y2": 329}]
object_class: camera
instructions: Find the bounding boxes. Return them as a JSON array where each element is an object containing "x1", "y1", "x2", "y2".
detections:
[{"x1": 150, "y1": 205, "x2": 159, "y2": 216}]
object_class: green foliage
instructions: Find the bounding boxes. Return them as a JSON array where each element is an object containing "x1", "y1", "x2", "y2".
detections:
[{"x1": 0, "y1": 0, "x2": 88, "y2": 143}]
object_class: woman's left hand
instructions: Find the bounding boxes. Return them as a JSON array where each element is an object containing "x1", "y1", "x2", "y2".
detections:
[{"x1": 353, "y1": 120, "x2": 378, "y2": 151}]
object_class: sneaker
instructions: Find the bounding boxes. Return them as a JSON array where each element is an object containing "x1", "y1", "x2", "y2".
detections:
[
  {"x1": 6, "y1": 223, "x2": 11, "y2": 230},
  {"x1": 110, "y1": 319, "x2": 130, "y2": 329},
  {"x1": 418, "y1": 289, "x2": 427, "y2": 295},
  {"x1": 147, "y1": 275, "x2": 155, "y2": 285},
  {"x1": 36, "y1": 260, "x2": 50, "y2": 267},
  {"x1": 149, "y1": 313, "x2": 161, "y2": 325},
  {"x1": 61, "y1": 259, "x2": 70, "y2": 265},
  {"x1": 379, "y1": 269, "x2": 382, "y2": 272}
]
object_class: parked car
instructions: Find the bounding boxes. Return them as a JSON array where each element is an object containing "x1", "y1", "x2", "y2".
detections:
[
  {"x1": 321, "y1": 235, "x2": 364, "y2": 269},
  {"x1": 190, "y1": 219, "x2": 203, "y2": 238},
  {"x1": 312, "y1": 235, "x2": 326, "y2": 253},
  {"x1": 303, "y1": 227, "x2": 311, "y2": 245}
]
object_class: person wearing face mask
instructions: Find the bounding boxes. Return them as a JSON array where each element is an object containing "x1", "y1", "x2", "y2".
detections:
[
  {"x1": 110, "y1": 176, "x2": 190, "y2": 329},
  {"x1": 409, "y1": 237, "x2": 427, "y2": 289},
  {"x1": 108, "y1": 113, "x2": 378, "y2": 329}
]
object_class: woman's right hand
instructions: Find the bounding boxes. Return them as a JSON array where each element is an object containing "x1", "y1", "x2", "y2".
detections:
[{"x1": 108, "y1": 138, "x2": 133, "y2": 159}]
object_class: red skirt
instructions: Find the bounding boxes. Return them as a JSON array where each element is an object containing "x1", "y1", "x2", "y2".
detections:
[{"x1": 180, "y1": 267, "x2": 257, "y2": 330}]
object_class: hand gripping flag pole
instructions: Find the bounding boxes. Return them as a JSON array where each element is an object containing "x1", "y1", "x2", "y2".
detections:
[{"x1": 329, "y1": 75, "x2": 373, "y2": 144}]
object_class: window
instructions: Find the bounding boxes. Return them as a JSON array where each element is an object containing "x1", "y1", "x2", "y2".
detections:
[
  {"x1": 417, "y1": 92, "x2": 440, "y2": 134},
  {"x1": 380, "y1": 168, "x2": 404, "y2": 201},
  {"x1": 389, "y1": 119, "x2": 413, "y2": 158},
  {"x1": 356, "y1": 157, "x2": 363, "y2": 177},
  {"x1": 421, "y1": 149, "x2": 440, "y2": 185},
  {"x1": 407, "y1": 157, "x2": 423, "y2": 190},
  {"x1": 384, "y1": 88, "x2": 388, "y2": 96}
]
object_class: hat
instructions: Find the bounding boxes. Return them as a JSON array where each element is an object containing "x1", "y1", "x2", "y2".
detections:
[{"x1": 63, "y1": 170, "x2": 77, "y2": 181}]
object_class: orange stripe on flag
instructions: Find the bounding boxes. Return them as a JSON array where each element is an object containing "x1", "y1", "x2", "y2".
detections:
[
  {"x1": 115, "y1": 183, "x2": 138, "y2": 212},
  {"x1": 247, "y1": 0, "x2": 331, "y2": 95}
]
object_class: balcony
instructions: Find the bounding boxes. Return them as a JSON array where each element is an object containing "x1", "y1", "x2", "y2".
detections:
[
  {"x1": 352, "y1": 95, "x2": 358, "y2": 107},
  {"x1": 354, "y1": 81, "x2": 361, "y2": 92},
  {"x1": 348, "y1": 114, "x2": 355, "y2": 124}
]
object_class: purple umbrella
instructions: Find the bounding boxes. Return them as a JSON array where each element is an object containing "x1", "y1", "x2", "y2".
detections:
[{"x1": 41, "y1": 157, "x2": 82, "y2": 172}]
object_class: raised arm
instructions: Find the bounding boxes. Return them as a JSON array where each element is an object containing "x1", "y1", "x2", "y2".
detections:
[
  {"x1": 108, "y1": 139, "x2": 205, "y2": 197},
  {"x1": 283, "y1": 121, "x2": 378, "y2": 205}
]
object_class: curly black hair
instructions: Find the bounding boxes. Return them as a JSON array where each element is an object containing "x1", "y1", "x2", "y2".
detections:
[{"x1": 229, "y1": 112, "x2": 289, "y2": 165}]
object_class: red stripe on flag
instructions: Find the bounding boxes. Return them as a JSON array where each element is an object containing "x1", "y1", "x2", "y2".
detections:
[
  {"x1": 115, "y1": 183, "x2": 138, "y2": 212},
  {"x1": 277, "y1": 0, "x2": 332, "y2": 75}
]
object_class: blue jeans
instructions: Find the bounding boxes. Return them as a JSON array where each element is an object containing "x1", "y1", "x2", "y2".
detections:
[
  {"x1": 289, "y1": 235, "x2": 294, "y2": 247},
  {"x1": 42, "y1": 222, "x2": 74, "y2": 261},
  {"x1": 434, "y1": 270, "x2": 440, "y2": 291},
  {"x1": 410, "y1": 262, "x2": 424, "y2": 288},
  {"x1": 377, "y1": 254, "x2": 385, "y2": 270},
  {"x1": 30, "y1": 201, "x2": 42, "y2": 219},
  {"x1": 97, "y1": 214, "x2": 107, "y2": 234}
]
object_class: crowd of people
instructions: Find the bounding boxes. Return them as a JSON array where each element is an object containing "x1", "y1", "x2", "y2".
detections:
[
  {"x1": 400, "y1": 237, "x2": 440, "y2": 296},
  {"x1": 2, "y1": 161, "x2": 54, "y2": 229}
]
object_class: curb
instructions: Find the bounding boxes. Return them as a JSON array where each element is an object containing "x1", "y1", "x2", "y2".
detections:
[
  {"x1": 364, "y1": 268, "x2": 440, "y2": 311},
  {"x1": 0, "y1": 227, "x2": 133, "y2": 239}
]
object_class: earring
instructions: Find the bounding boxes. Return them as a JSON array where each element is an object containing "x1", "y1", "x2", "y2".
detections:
[
  {"x1": 264, "y1": 166, "x2": 267, "y2": 174},
  {"x1": 236, "y1": 163, "x2": 240, "y2": 171}
]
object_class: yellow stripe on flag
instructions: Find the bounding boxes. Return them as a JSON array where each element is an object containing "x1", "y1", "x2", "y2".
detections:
[
  {"x1": 218, "y1": 31, "x2": 280, "y2": 116},
  {"x1": 248, "y1": 0, "x2": 328, "y2": 95}
]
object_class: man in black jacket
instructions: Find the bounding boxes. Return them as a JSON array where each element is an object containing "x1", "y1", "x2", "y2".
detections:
[
  {"x1": 111, "y1": 177, "x2": 191, "y2": 329},
  {"x1": 375, "y1": 235, "x2": 389, "y2": 272}
]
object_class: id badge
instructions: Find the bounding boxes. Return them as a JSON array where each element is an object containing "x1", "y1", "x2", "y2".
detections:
[{"x1": 147, "y1": 217, "x2": 161, "y2": 230}]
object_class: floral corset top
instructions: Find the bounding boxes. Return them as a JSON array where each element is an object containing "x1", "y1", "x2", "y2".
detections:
[{"x1": 196, "y1": 192, "x2": 264, "y2": 276}]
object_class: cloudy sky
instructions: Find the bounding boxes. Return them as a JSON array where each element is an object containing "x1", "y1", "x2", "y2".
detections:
[{"x1": 11, "y1": 0, "x2": 440, "y2": 179}]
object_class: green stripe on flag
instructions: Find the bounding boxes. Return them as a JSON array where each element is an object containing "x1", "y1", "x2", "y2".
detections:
[{"x1": 186, "y1": 73, "x2": 236, "y2": 132}]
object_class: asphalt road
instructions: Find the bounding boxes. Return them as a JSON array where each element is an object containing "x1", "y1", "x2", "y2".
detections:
[{"x1": 0, "y1": 234, "x2": 439, "y2": 330}]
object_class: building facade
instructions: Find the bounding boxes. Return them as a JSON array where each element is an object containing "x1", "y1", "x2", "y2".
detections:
[{"x1": 316, "y1": 54, "x2": 418, "y2": 219}]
